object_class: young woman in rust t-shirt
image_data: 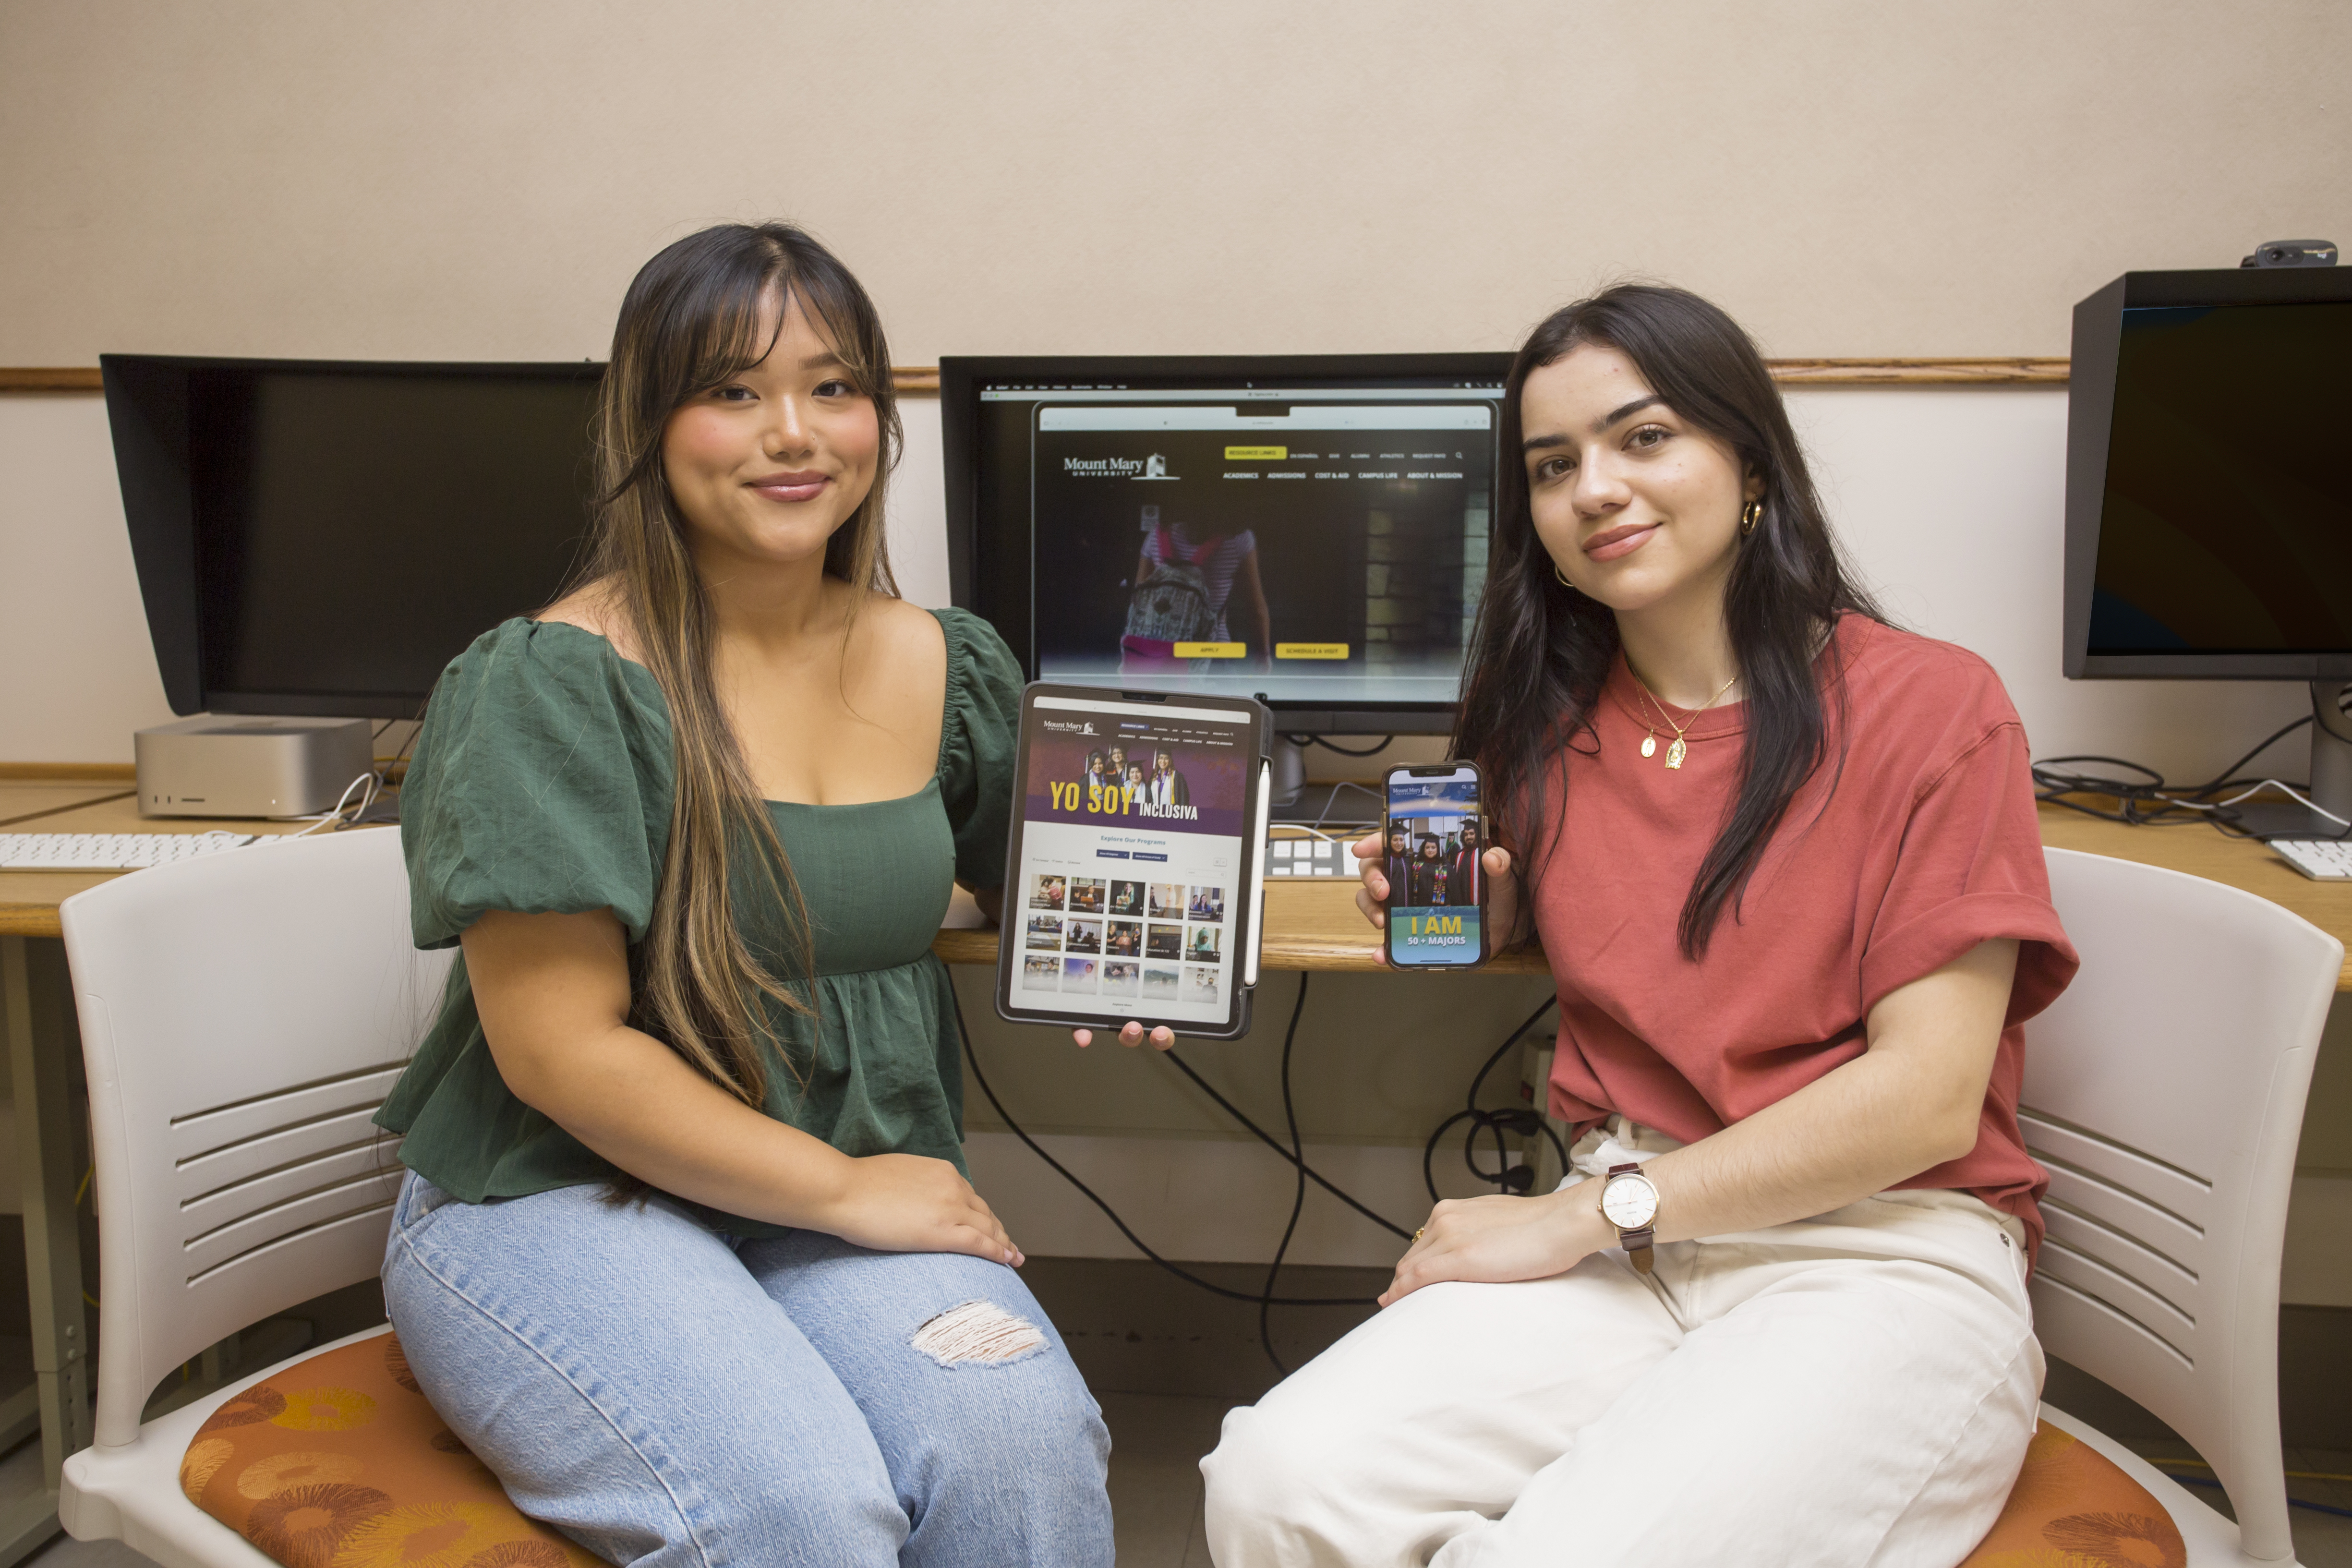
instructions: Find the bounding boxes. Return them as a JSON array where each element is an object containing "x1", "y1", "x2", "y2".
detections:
[{"x1": 1201, "y1": 286, "x2": 2079, "y2": 1568}]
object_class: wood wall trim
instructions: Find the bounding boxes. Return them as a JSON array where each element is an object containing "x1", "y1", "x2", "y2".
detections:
[
  {"x1": 0, "y1": 762, "x2": 138, "y2": 782},
  {"x1": 0, "y1": 359, "x2": 2068, "y2": 395},
  {"x1": 0, "y1": 367, "x2": 104, "y2": 391},
  {"x1": 1766, "y1": 357, "x2": 2069, "y2": 385}
]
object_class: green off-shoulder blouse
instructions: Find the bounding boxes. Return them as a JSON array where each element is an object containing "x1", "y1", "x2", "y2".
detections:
[{"x1": 375, "y1": 608, "x2": 1021, "y2": 1238}]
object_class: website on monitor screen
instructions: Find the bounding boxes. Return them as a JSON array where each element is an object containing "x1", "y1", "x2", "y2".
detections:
[
  {"x1": 1013, "y1": 694, "x2": 1247, "y2": 1023},
  {"x1": 979, "y1": 385, "x2": 1501, "y2": 706}
]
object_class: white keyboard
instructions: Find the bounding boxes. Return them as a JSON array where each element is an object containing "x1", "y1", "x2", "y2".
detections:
[
  {"x1": 0, "y1": 831, "x2": 258, "y2": 871},
  {"x1": 1265, "y1": 834, "x2": 1360, "y2": 879},
  {"x1": 2271, "y1": 838, "x2": 2352, "y2": 881}
]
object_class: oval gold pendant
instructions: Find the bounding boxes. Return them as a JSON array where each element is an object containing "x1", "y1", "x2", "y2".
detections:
[
  {"x1": 1665, "y1": 738, "x2": 1688, "y2": 770},
  {"x1": 1640, "y1": 735, "x2": 1657, "y2": 759}
]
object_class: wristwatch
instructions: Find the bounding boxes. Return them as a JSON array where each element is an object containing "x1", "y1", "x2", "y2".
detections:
[{"x1": 1598, "y1": 1162, "x2": 1661, "y2": 1275}]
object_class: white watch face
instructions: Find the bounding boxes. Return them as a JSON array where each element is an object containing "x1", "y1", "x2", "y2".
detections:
[{"x1": 1602, "y1": 1173, "x2": 1658, "y2": 1230}]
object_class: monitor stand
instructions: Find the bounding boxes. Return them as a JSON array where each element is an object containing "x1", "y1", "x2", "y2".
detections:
[{"x1": 2235, "y1": 680, "x2": 2352, "y2": 840}]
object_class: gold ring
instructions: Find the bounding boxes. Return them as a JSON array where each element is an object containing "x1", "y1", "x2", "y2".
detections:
[{"x1": 1413, "y1": 1227, "x2": 1425, "y2": 1242}]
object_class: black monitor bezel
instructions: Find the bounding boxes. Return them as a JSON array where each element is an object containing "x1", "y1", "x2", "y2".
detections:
[
  {"x1": 2064, "y1": 267, "x2": 2352, "y2": 680},
  {"x1": 100, "y1": 353, "x2": 604, "y2": 719},
  {"x1": 940, "y1": 352, "x2": 1515, "y2": 734}
]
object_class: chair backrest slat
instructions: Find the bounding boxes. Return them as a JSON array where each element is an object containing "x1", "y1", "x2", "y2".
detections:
[
  {"x1": 173, "y1": 1105, "x2": 396, "y2": 1203},
  {"x1": 180, "y1": 1142, "x2": 401, "y2": 1239},
  {"x1": 168, "y1": 1063, "x2": 409, "y2": 1163}
]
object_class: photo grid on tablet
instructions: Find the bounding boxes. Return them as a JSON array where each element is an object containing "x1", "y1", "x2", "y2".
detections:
[{"x1": 1009, "y1": 694, "x2": 1253, "y2": 1025}]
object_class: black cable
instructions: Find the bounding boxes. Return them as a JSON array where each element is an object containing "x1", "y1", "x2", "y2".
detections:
[
  {"x1": 2180, "y1": 714, "x2": 2318, "y2": 797},
  {"x1": 1258, "y1": 974, "x2": 1314, "y2": 1375},
  {"x1": 949, "y1": 981, "x2": 1378, "y2": 1308},
  {"x1": 1286, "y1": 733, "x2": 1395, "y2": 758},
  {"x1": 1423, "y1": 997, "x2": 1569, "y2": 1204},
  {"x1": 2030, "y1": 716, "x2": 2327, "y2": 837},
  {"x1": 1156, "y1": 1051, "x2": 1414, "y2": 1240},
  {"x1": 1310, "y1": 780, "x2": 1383, "y2": 832}
]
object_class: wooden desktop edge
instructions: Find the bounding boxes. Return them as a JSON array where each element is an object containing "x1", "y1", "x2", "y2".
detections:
[
  {"x1": 10, "y1": 792, "x2": 2352, "y2": 984},
  {"x1": 0, "y1": 360, "x2": 2072, "y2": 395}
]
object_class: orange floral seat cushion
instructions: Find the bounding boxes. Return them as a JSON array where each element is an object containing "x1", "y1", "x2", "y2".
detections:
[
  {"x1": 178, "y1": 1329, "x2": 609, "y2": 1568},
  {"x1": 1959, "y1": 1420, "x2": 2190, "y2": 1568}
]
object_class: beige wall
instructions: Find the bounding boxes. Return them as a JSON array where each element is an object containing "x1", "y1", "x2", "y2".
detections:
[{"x1": 3, "y1": 1, "x2": 2347, "y2": 367}]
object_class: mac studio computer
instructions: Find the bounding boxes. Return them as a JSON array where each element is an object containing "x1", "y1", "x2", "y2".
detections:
[
  {"x1": 941, "y1": 354, "x2": 1512, "y2": 819},
  {"x1": 101, "y1": 355, "x2": 601, "y2": 817},
  {"x1": 2065, "y1": 258, "x2": 2352, "y2": 839}
]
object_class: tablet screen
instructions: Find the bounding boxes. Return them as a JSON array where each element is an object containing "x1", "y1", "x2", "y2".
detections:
[{"x1": 1009, "y1": 692, "x2": 1255, "y2": 1028}]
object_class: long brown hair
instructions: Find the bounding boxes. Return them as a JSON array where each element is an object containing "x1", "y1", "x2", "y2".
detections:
[
  {"x1": 570, "y1": 222, "x2": 902, "y2": 1101},
  {"x1": 1453, "y1": 284, "x2": 1886, "y2": 957}
]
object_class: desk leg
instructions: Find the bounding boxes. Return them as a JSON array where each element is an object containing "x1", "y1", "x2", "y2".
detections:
[{"x1": 1, "y1": 934, "x2": 87, "y2": 1560}]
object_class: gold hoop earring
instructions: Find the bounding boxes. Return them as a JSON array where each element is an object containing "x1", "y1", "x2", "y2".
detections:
[
  {"x1": 1554, "y1": 562, "x2": 1573, "y2": 587},
  {"x1": 1740, "y1": 501, "x2": 1762, "y2": 538}
]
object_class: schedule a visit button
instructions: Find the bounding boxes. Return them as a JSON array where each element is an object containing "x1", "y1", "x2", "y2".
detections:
[
  {"x1": 1276, "y1": 642, "x2": 1350, "y2": 660},
  {"x1": 1175, "y1": 641, "x2": 1247, "y2": 659}
]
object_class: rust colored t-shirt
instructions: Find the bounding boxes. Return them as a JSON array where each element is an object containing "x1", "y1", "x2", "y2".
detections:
[{"x1": 1532, "y1": 615, "x2": 2078, "y2": 1258}]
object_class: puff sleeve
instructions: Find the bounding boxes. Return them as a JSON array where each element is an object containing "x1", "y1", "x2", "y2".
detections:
[
  {"x1": 401, "y1": 620, "x2": 675, "y2": 950},
  {"x1": 933, "y1": 607, "x2": 1023, "y2": 892}
]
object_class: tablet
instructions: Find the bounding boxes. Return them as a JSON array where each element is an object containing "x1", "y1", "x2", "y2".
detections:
[{"x1": 996, "y1": 684, "x2": 1271, "y2": 1039}]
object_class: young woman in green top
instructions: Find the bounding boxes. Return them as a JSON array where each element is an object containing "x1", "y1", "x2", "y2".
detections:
[{"x1": 378, "y1": 223, "x2": 1113, "y2": 1567}]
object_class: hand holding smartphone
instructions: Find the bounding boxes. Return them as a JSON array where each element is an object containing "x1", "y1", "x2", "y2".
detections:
[{"x1": 1372, "y1": 763, "x2": 1491, "y2": 969}]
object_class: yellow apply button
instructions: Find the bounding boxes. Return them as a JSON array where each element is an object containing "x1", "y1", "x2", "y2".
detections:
[
  {"x1": 1276, "y1": 643, "x2": 1351, "y2": 660},
  {"x1": 1176, "y1": 641, "x2": 1248, "y2": 659},
  {"x1": 1224, "y1": 446, "x2": 1287, "y2": 460}
]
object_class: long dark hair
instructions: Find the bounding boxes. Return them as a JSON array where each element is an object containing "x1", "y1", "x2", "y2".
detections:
[
  {"x1": 568, "y1": 222, "x2": 901, "y2": 1101},
  {"x1": 1453, "y1": 284, "x2": 1886, "y2": 957}
]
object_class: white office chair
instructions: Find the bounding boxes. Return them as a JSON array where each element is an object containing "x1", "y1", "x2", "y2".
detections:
[
  {"x1": 55, "y1": 827, "x2": 453, "y2": 1568},
  {"x1": 2004, "y1": 845, "x2": 2340, "y2": 1567}
]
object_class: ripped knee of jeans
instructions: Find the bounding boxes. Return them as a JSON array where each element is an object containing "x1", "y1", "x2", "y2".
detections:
[{"x1": 910, "y1": 1299, "x2": 1047, "y2": 1369}]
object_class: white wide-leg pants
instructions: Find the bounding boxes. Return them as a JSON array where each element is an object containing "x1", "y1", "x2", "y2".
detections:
[{"x1": 1201, "y1": 1123, "x2": 2042, "y2": 1568}]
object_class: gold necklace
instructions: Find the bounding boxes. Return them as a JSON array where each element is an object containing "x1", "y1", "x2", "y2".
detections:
[{"x1": 1627, "y1": 667, "x2": 1738, "y2": 771}]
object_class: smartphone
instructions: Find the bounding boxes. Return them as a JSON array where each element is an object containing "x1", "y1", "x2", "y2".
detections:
[{"x1": 1381, "y1": 762, "x2": 1488, "y2": 969}]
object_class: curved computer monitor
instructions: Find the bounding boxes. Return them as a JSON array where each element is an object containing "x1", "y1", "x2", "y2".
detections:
[
  {"x1": 2065, "y1": 266, "x2": 2352, "y2": 681},
  {"x1": 941, "y1": 355, "x2": 1513, "y2": 738}
]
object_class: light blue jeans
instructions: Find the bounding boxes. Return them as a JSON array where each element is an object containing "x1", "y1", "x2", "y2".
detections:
[{"x1": 381, "y1": 1171, "x2": 1113, "y2": 1568}]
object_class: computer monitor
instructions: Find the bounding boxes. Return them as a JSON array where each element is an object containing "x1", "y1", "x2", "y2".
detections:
[
  {"x1": 2064, "y1": 265, "x2": 2352, "y2": 834},
  {"x1": 941, "y1": 354, "x2": 1511, "y2": 810},
  {"x1": 102, "y1": 356, "x2": 602, "y2": 719}
]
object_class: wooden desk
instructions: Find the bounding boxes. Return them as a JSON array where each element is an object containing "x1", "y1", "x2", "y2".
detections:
[
  {"x1": 0, "y1": 784, "x2": 133, "y2": 831},
  {"x1": 4, "y1": 802, "x2": 1532, "y2": 973},
  {"x1": 10, "y1": 796, "x2": 2345, "y2": 966},
  {"x1": 944, "y1": 808, "x2": 2352, "y2": 985},
  {"x1": 2036, "y1": 802, "x2": 2352, "y2": 991},
  {"x1": 1, "y1": 794, "x2": 336, "y2": 937}
]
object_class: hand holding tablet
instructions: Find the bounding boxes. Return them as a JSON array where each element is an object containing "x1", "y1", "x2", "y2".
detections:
[{"x1": 997, "y1": 684, "x2": 1270, "y2": 1040}]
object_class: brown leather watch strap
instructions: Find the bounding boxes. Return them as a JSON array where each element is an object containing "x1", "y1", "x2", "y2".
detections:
[{"x1": 1604, "y1": 1162, "x2": 1658, "y2": 1275}]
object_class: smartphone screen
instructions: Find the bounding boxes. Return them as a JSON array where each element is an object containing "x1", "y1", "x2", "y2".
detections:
[{"x1": 1383, "y1": 763, "x2": 1486, "y2": 968}]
